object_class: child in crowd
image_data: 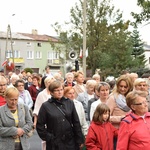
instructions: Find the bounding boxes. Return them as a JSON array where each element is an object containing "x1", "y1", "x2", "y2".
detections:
[{"x1": 86, "y1": 103, "x2": 118, "y2": 150}]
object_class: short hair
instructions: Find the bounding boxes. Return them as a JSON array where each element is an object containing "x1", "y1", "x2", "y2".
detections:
[
  {"x1": 48, "y1": 80, "x2": 63, "y2": 93},
  {"x1": 45, "y1": 65, "x2": 50, "y2": 70},
  {"x1": 0, "y1": 76, "x2": 7, "y2": 83},
  {"x1": 10, "y1": 74, "x2": 19, "y2": 81},
  {"x1": 74, "y1": 71, "x2": 84, "y2": 79},
  {"x1": 14, "y1": 79, "x2": 25, "y2": 87},
  {"x1": 133, "y1": 78, "x2": 148, "y2": 87},
  {"x1": 92, "y1": 74, "x2": 100, "y2": 79},
  {"x1": 4, "y1": 87, "x2": 19, "y2": 98},
  {"x1": 126, "y1": 90, "x2": 148, "y2": 109},
  {"x1": 64, "y1": 86, "x2": 74, "y2": 97},
  {"x1": 96, "y1": 82, "x2": 110, "y2": 92},
  {"x1": 86, "y1": 79, "x2": 97, "y2": 88},
  {"x1": 93, "y1": 103, "x2": 110, "y2": 123},
  {"x1": 32, "y1": 75, "x2": 40, "y2": 81},
  {"x1": 65, "y1": 72, "x2": 74, "y2": 78}
]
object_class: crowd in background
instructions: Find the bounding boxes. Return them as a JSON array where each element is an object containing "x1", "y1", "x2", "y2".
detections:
[{"x1": 0, "y1": 66, "x2": 150, "y2": 150}]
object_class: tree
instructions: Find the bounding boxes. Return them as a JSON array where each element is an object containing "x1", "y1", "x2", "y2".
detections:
[
  {"x1": 131, "y1": 0, "x2": 150, "y2": 24},
  {"x1": 51, "y1": 0, "x2": 138, "y2": 77},
  {"x1": 70, "y1": 0, "x2": 134, "y2": 77},
  {"x1": 130, "y1": 24, "x2": 146, "y2": 70}
]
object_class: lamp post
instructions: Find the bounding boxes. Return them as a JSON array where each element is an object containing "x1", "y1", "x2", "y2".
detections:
[{"x1": 83, "y1": 0, "x2": 87, "y2": 77}]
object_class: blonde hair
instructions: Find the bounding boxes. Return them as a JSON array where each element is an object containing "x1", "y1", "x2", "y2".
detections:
[{"x1": 4, "y1": 87, "x2": 19, "y2": 98}]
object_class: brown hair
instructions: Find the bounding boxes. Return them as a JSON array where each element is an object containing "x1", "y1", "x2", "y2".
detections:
[
  {"x1": 93, "y1": 103, "x2": 110, "y2": 123},
  {"x1": 126, "y1": 90, "x2": 148, "y2": 109},
  {"x1": 64, "y1": 86, "x2": 74, "y2": 97},
  {"x1": 48, "y1": 80, "x2": 63, "y2": 93}
]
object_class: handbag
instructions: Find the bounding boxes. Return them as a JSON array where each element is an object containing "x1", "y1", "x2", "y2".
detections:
[{"x1": 22, "y1": 104, "x2": 34, "y2": 137}]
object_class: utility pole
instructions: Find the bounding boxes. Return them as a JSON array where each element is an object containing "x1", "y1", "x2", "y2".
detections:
[
  {"x1": 83, "y1": 0, "x2": 87, "y2": 77},
  {"x1": 4, "y1": 24, "x2": 15, "y2": 74}
]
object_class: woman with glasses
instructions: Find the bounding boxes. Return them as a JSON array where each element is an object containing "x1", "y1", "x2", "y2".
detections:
[
  {"x1": 14, "y1": 79, "x2": 33, "y2": 110},
  {"x1": 0, "y1": 87, "x2": 33, "y2": 150},
  {"x1": 133, "y1": 78, "x2": 150, "y2": 111},
  {"x1": 117, "y1": 90, "x2": 150, "y2": 149},
  {"x1": 36, "y1": 80, "x2": 84, "y2": 150}
]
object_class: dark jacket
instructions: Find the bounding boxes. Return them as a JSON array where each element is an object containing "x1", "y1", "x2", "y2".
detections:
[{"x1": 36, "y1": 97, "x2": 84, "y2": 150}]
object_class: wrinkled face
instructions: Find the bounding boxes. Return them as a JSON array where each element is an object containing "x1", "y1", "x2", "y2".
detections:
[
  {"x1": 118, "y1": 80, "x2": 129, "y2": 95},
  {"x1": 66, "y1": 75, "x2": 74, "y2": 83},
  {"x1": 0, "y1": 80, "x2": 7, "y2": 93},
  {"x1": 65, "y1": 89, "x2": 75, "y2": 100},
  {"x1": 87, "y1": 85, "x2": 95, "y2": 95},
  {"x1": 16, "y1": 82, "x2": 24, "y2": 92},
  {"x1": 131, "y1": 96, "x2": 148, "y2": 116},
  {"x1": 99, "y1": 86, "x2": 109, "y2": 100},
  {"x1": 102, "y1": 111, "x2": 109, "y2": 122},
  {"x1": 135, "y1": 82, "x2": 148, "y2": 91},
  {"x1": 76, "y1": 73, "x2": 84, "y2": 84},
  {"x1": 6, "y1": 93, "x2": 19, "y2": 110},
  {"x1": 52, "y1": 86, "x2": 64, "y2": 100}
]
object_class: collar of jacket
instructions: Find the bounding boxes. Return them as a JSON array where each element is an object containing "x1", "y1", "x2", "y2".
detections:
[{"x1": 48, "y1": 96, "x2": 68, "y2": 103}]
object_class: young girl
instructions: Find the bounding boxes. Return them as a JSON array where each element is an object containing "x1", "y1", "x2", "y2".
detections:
[{"x1": 85, "y1": 103, "x2": 118, "y2": 150}]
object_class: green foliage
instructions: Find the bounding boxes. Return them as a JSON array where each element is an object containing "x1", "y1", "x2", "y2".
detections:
[
  {"x1": 130, "y1": 24, "x2": 146, "y2": 69},
  {"x1": 24, "y1": 68, "x2": 33, "y2": 74},
  {"x1": 51, "y1": 0, "x2": 147, "y2": 78},
  {"x1": 131, "y1": 0, "x2": 150, "y2": 23}
]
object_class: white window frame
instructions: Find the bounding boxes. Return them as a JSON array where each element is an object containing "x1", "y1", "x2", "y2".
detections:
[
  {"x1": 35, "y1": 51, "x2": 42, "y2": 59},
  {"x1": 27, "y1": 51, "x2": 34, "y2": 59},
  {"x1": 47, "y1": 51, "x2": 59, "y2": 59}
]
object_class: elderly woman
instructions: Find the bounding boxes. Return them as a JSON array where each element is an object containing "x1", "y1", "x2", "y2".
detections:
[
  {"x1": 36, "y1": 80, "x2": 84, "y2": 150},
  {"x1": 117, "y1": 90, "x2": 150, "y2": 149},
  {"x1": 133, "y1": 78, "x2": 150, "y2": 111},
  {"x1": 0, "y1": 87, "x2": 33, "y2": 150},
  {"x1": 14, "y1": 79, "x2": 33, "y2": 110},
  {"x1": 76, "y1": 79, "x2": 97, "y2": 122},
  {"x1": 90, "y1": 82, "x2": 110, "y2": 121}
]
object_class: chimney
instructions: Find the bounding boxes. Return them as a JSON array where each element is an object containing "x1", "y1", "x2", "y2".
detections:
[{"x1": 32, "y1": 29, "x2": 38, "y2": 35}]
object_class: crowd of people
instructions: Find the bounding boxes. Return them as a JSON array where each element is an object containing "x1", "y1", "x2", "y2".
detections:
[{"x1": 0, "y1": 66, "x2": 150, "y2": 150}]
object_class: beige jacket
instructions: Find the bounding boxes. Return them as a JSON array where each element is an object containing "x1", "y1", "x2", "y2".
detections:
[{"x1": 107, "y1": 94, "x2": 130, "y2": 129}]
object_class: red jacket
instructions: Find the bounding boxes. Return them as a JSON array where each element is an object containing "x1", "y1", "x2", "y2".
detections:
[
  {"x1": 0, "y1": 96, "x2": 6, "y2": 106},
  {"x1": 117, "y1": 112, "x2": 150, "y2": 150},
  {"x1": 28, "y1": 84, "x2": 40, "y2": 101},
  {"x1": 86, "y1": 121, "x2": 118, "y2": 150}
]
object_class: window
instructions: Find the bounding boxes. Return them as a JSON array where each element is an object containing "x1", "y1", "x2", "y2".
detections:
[
  {"x1": 35, "y1": 51, "x2": 42, "y2": 59},
  {"x1": 6, "y1": 50, "x2": 20, "y2": 58},
  {"x1": 27, "y1": 51, "x2": 34, "y2": 59},
  {"x1": 37, "y1": 43, "x2": 41, "y2": 47},
  {"x1": 27, "y1": 42, "x2": 31, "y2": 47},
  {"x1": 47, "y1": 51, "x2": 59, "y2": 59}
]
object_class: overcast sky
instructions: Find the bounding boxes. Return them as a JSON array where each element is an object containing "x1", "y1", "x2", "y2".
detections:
[{"x1": 0, "y1": 0, "x2": 149, "y2": 44}]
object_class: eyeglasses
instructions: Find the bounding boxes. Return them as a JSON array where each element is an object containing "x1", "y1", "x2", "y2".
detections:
[
  {"x1": 0, "y1": 84, "x2": 7, "y2": 87},
  {"x1": 53, "y1": 89, "x2": 64, "y2": 93},
  {"x1": 18, "y1": 85, "x2": 24, "y2": 87},
  {"x1": 133, "y1": 100, "x2": 149, "y2": 105}
]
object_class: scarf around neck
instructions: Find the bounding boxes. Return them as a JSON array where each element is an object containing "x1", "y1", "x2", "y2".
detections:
[{"x1": 114, "y1": 94, "x2": 130, "y2": 112}]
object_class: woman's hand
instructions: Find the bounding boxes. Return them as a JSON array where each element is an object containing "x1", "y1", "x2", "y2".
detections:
[{"x1": 17, "y1": 128, "x2": 25, "y2": 136}]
